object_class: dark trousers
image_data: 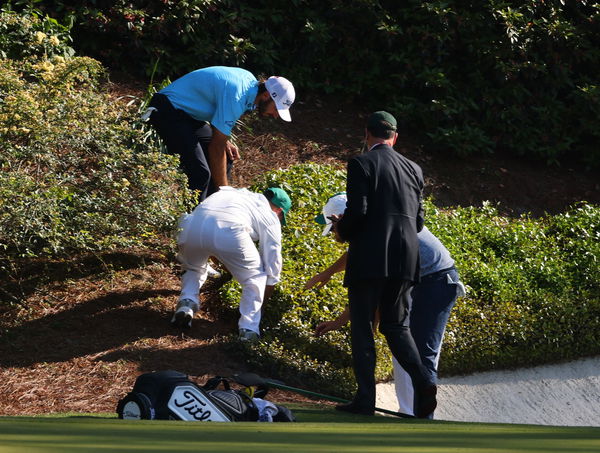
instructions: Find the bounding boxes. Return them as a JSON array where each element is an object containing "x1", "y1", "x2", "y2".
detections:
[
  {"x1": 410, "y1": 267, "x2": 460, "y2": 384},
  {"x1": 348, "y1": 278, "x2": 432, "y2": 409},
  {"x1": 148, "y1": 93, "x2": 232, "y2": 201}
]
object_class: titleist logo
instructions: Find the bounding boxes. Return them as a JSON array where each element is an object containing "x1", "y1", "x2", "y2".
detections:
[{"x1": 173, "y1": 390, "x2": 212, "y2": 421}]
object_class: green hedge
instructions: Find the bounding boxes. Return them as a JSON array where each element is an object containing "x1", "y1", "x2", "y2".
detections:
[
  {"x1": 13, "y1": 0, "x2": 600, "y2": 167},
  {"x1": 216, "y1": 164, "x2": 599, "y2": 396},
  {"x1": 427, "y1": 201, "x2": 600, "y2": 374},
  {"x1": 0, "y1": 11, "x2": 194, "y2": 308}
]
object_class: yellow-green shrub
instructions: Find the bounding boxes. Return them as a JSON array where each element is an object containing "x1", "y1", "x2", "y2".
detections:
[
  {"x1": 0, "y1": 12, "x2": 194, "y2": 309},
  {"x1": 217, "y1": 164, "x2": 599, "y2": 396}
]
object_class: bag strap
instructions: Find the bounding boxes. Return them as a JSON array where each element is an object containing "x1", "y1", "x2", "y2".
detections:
[{"x1": 202, "y1": 375, "x2": 231, "y2": 391}]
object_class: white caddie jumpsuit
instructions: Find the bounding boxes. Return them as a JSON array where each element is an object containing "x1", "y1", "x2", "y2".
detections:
[{"x1": 176, "y1": 187, "x2": 282, "y2": 334}]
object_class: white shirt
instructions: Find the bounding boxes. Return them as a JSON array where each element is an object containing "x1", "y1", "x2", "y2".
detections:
[{"x1": 194, "y1": 187, "x2": 282, "y2": 285}]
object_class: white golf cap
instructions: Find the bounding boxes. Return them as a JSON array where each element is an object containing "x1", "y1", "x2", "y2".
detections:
[
  {"x1": 314, "y1": 192, "x2": 347, "y2": 235},
  {"x1": 265, "y1": 76, "x2": 295, "y2": 122}
]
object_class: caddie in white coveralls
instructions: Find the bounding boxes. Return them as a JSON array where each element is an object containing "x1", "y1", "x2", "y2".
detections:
[{"x1": 173, "y1": 186, "x2": 291, "y2": 341}]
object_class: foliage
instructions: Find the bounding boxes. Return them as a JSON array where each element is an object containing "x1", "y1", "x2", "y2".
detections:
[
  {"x1": 11, "y1": 0, "x2": 600, "y2": 168},
  {"x1": 0, "y1": 10, "x2": 193, "y2": 308},
  {"x1": 426, "y1": 201, "x2": 600, "y2": 374},
  {"x1": 400, "y1": 1, "x2": 600, "y2": 168},
  {"x1": 218, "y1": 164, "x2": 365, "y2": 395},
  {"x1": 0, "y1": 7, "x2": 75, "y2": 60},
  {"x1": 216, "y1": 164, "x2": 599, "y2": 396},
  {"x1": 2, "y1": 5, "x2": 598, "y2": 398}
]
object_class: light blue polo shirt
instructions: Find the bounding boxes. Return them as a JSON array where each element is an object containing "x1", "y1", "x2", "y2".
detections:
[{"x1": 159, "y1": 66, "x2": 258, "y2": 136}]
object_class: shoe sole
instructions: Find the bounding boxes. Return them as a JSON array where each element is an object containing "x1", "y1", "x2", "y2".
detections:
[{"x1": 172, "y1": 311, "x2": 192, "y2": 329}]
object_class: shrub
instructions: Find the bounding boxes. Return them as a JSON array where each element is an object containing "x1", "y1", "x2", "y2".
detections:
[
  {"x1": 432, "y1": 201, "x2": 600, "y2": 374},
  {"x1": 0, "y1": 7, "x2": 74, "y2": 60},
  {"x1": 216, "y1": 164, "x2": 367, "y2": 395},
  {"x1": 0, "y1": 55, "x2": 190, "y2": 259},
  {"x1": 215, "y1": 164, "x2": 599, "y2": 395},
  {"x1": 0, "y1": 11, "x2": 194, "y2": 309}
]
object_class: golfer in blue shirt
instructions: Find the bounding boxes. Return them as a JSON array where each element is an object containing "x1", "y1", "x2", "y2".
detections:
[{"x1": 145, "y1": 66, "x2": 295, "y2": 200}]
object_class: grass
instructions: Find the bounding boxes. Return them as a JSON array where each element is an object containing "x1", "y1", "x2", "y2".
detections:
[{"x1": 1, "y1": 407, "x2": 599, "y2": 453}]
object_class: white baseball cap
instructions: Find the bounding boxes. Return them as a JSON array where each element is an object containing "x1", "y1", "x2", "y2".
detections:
[
  {"x1": 265, "y1": 76, "x2": 295, "y2": 122},
  {"x1": 314, "y1": 192, "x2": 347, "y2": 235}
]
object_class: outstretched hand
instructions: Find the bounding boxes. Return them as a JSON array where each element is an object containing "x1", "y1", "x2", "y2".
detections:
[
  {"x1": 314, "y1": 306, "x2": 350, "y2": 337},
  {"x1": 304, "y1": 271, "x2": 332, "y2": 290},
  {"x1": 314, "y1": 318, "x2": 345, "y2": 337},
  {"x1": 226, "y1": 141, "x2": 241, "y2": 161}
]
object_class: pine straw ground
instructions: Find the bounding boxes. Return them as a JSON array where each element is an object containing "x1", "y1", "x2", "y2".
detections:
[
  {"x1": 0, "y1": 250, "x2": 322, "y2": 414},
  {"x1": 1, "y1": 80, "x2": 599, "y2": 415}
]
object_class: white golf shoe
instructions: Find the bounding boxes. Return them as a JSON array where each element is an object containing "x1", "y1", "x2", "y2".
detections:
[
  {"x1": 171, "y1": 299, "x2": 199, "y2": 329},
  {"x1": 206, "y1": 264, "x2": 222, "y2": 279},
  {"x1": 238, "y1": 328, "x2": 259, "y2": 342}
]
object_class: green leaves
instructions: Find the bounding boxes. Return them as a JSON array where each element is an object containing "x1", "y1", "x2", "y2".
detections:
[
  {"x1": 426, "y1": 199, "x2": 600, "y2": 374},
  {"x1": 0, "y1": 17, "x2": 193, "y2": 266},
  {"x1": 216, "y1": 165, "x2": 599, "y2": 391},
  {"x1": 11, "y1": 1, "x2": 599, "y2": 166},
  {"x1": 0, "y1": 8, "x2": 74, "y2": 60}
]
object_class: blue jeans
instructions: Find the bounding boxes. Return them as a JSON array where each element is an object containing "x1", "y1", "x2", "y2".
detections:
[
  {"x1": 410, "y1": 267, "x2": 461, "y2": 384},
  {"x1": 393, "y1": 267, "x2": 462, "y2": 416}
]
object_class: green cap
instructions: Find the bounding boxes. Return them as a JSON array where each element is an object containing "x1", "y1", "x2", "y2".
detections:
[
  {"x1": 265, "y1": 187, "x2": 292, "y2": 225},
  {"x1": 367, "y1": 111, "x2": 397, "y2": 133}
]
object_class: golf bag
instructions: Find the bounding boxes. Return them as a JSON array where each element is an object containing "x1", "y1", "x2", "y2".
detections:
[
  {"x1": 116, "y1": 370, "x2": 257, "y2": 422},
  {"x1": 116, "y1": 370, "x2": 295, "y2": 422},
  {"x1": 203, "y1": 375, "x2": 295, "y2": 422}
]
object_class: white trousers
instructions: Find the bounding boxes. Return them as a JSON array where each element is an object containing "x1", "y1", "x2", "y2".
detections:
[
  {"x1": 177, "y1": 213, "x2": 267, "y2": 334},
  {"x1": 393, "y1": 351, "x2": 442, "y2": 416}
]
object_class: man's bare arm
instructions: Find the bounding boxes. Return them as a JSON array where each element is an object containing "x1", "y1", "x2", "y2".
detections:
[
  {"x1": 304, "y1": 252, "x2": 348, "y2": 290},
  {"x1": 208, "y1": 127, "x2": 230, "y2": 187}
]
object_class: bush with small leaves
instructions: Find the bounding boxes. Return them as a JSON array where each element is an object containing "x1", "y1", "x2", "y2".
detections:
[
  {"x1": 0, "y1": 8, "x2": 74, "y2": 60},
  {"x1": 0, "y1": 11, "x2": 195, "y2": 309},
  {"x1": 21, "y1": 0, "x2": 600, "y2": 167},
  {"x1": 216, "y1": 164, "x2": 599, "y2": 395}
]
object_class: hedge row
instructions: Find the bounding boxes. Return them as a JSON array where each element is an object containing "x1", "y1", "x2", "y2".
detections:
[
  {"x1": 11, "y1": 0, "x2": 600, "y2": 167},
  {"x1": 216, "y1": 164, "x2": 599, "y2": 396},
  {"x1": 0, "y1": 10, "x2": 193, "y2": 308}
]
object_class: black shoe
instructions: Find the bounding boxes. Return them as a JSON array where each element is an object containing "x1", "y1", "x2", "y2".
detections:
[
  {"x1": 170, "y1": 299, "x2": 197, "y2": 329},
  {"x1": 171, "y1": 310, "x2": 192, "y2": 329},
  {"x1": 415, "y1": 384, "x2": 437, "y2": 418},
  {"x1": 335, "y1": 402, "x2": 374, "y2": 416}
]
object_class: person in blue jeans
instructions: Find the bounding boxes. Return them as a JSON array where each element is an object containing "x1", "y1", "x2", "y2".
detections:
[
  {"x1": 306, "y1": 193, "x2": 465, "y2": 417},
  {"x1": 144, "y1": 66, "x2": 295, "y2": 200}
]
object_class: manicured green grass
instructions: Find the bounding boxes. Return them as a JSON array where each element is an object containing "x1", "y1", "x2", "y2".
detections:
[{"x1": 1, "y1": 407, "x2": 599, "y2": 453}]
